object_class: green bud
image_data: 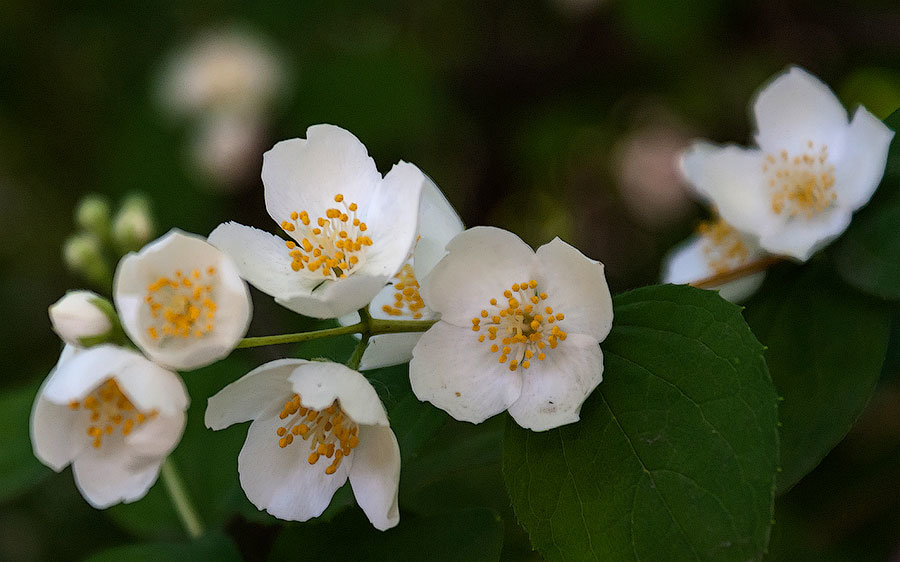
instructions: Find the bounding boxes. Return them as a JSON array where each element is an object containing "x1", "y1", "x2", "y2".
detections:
[
  {"x1": 63, "y1": 233, "x2": 112, "y2": 291},
  {"x1": 75, "y1": 194, "x2": 112, "y2": 239},
  {"x1": 112, "y1": 195, "x2": 156, "y2": 254}
]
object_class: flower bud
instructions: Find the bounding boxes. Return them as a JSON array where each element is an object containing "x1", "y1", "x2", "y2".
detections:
[
  {"x1": 63, "y1": 233, "x2": 112, "y2": 290},
  {"x1": 112, "y1": 195, "x2": 156, "y2": 254},
  {"x1": 49, "y1": 291, "x2": 114, "y2": 347},
  {"x1": 75, "y1": 194, "x2": 112, "y2": 239}
]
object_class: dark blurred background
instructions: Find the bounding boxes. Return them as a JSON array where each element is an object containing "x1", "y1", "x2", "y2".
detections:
[{"x1": 2, "y1": 1, "x2": 900, "y2": 560}]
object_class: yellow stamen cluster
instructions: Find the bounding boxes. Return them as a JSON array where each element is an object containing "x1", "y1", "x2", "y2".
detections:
[
  {"x1": 69, "y1": 379, "x2": 157, "y2": 449},
  {"x1": 696, "y1": 219, "x2": 750, "y2": 275},
  {"x1": 471, "y1": 280, "x2": 567, "y2": 372},
  {"x1": 145, "y1": 267, "x2": 218, "y2": 340},
  {"x1": 276, "y1": 394, "x2": 360, "y2": 476},
  {"x1": 380, "y1": 264, "x2": 426, "y2": 319},
  {"x1": 764, "y1": 142, "x2": 836, "y2": 218},
  {"x1": 280, "y1": 194, "x2": 373, "y2": 280}
]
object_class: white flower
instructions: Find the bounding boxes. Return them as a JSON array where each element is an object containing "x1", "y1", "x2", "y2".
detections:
[
  {"x1": 209, "y1": 124, "x2": 425, "y2": 319},
  {"x1": 158, "y1": 28, "x2": 286, "y2": 117},
  {"x1": 662, "y1": 217, "x2": 767, "y2": 302},
  {"x1": 338, "y1": 176, "x2": 464, "y2": 370},
  {"x1": 49, "y1": 290, "x2": 113, "y2": 346},
  {"x1": 114, "y1": 229, "x2": 252, "y2": 371},
  {"x1": 31, "y1": 344, "x2": 188, "y2": 508},
  {"x1": 409, "y1": 227, "x2": 613, "y2": 431},
  {"x1": 681, "y1": 66, "x2": 894, "y2": 261},
  {"x1": 205, "y1": 359, "x2": 401, "y2": 530}
]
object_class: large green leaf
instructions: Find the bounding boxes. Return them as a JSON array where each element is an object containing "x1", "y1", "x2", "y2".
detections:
[
  {"x1": 84, "y1": 531, "x2": 241, "y2": 562},
  {"x1": 744, "y1": 264, "x2": 890, "y2": 493},
  {"x1": 269, "y1": 508, "x2": 504, "y2": 562},
  {"x1": 832, "y1": 108, "x2": 900, "y2": 298},
  {"x1": 0, "y1": 383, "x2": 49, "y2": 503},
  {"x1": 503, "y1": 284, "x2": 779, "y2": 561}
]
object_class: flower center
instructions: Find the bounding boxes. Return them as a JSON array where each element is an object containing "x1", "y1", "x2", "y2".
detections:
[
  {"x1": 280, "y1": 194, "x2": 373, "y2": 280},
  {"x1": 69, "y1": 379, "x2": 158, "y2": 449},
  {"x1": 696, "y1": 219, "x2": 749, "y2": 275},
  {"x1": 471, "y1": 280, "x2": 567, "y2": 372},
  {"x1": 144, "y1": 267, "x2": 218, "y2": 340},
  {"x1": 380, "y1": 264, "x2": 426, "y2": 319},
  {"x1": 764, "y1": 142, "x2": 836, "y2": 218},
  {"x1": 275, "y1": 394, "x2": 360, "y2": 475}
]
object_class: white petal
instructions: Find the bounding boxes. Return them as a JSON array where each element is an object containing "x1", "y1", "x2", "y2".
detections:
[
  {"x1": 288, "y1": 362, "x2": 389, "y2": 426},
  {"x1": 238, "y1": 408, "x2": 350, "y2": 522},
  {"x1": 833, "y1": 107, "x2": 895, "y2": 211},
  {"x1": 125, "y1": 412, "x2": 187, "y2": 458},
  {"x1": 753, "y1": 67, "x2": 849, "y2": 154},
  {"x1": 409, "y1": 321, "x2": 522, "y2": 424},
  {"x1": 31, "y1": 347, "x2": 86, "y2": 471},
  {"x1": 205, "y1": 359, "x2": 301, "y2": 430},
  {"x1": 209, "y1": 222, "x2": 320, "y2": 299},
  {"x1": 759, "y1": 209, "x2": 852, "y2": 261},
  {"x1": 114, "y1": 228, "x2": 253, "y2": 371},
  {"x1": 507, "y1": 333, "x2": 604, "y2": 431},
  {"x1": 533, "y1": 237, "x2": 613, "y2": 342},
  {"x1": 49, "y1": 290, "x2": 112, "y2": 346},
  {"x1": 412, "y1": 175, "x2": 465, "y2": 279},
  {"x1": 420, "y1": 227, "x2": 536, "y2": 327},
  {"x1": 349, "y1": 425, "x2": 401, "y2": 530},
  {"x1": 661, "y1": 234, "x2": 765, "y2": 303},
  {"x1": 680, "y1": 142, "x2": 779, "y2": 238},
  {"x1": 358, "y1": 162, "x2": 424, "y2": 278},
  {"x1": 43, "y1": 345, "x2": 188, "y2": 417},
  {"x1": 72, "y1": 447, "x2": 163, "y2": 508},
  {"x1": 262, "y1": 125, "x2": 381, "y2": 227},
  {"x1": 275, "y1": 272, "x2": 390, "y2": 319},
  {"x1": 357, "y1": 333, "x2": 423, "y2": 371}
]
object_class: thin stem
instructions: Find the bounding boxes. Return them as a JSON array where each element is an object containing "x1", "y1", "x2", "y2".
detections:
[
  {"x1": 690, "y1": 255, "x2": 786, "y2": 289},
  {"x1": 236, "y1": 322, "x2": 365, "y2": 349},
  {"x1": 160, "y1": 458, "x2": 204, "y2": 539},
  {"x1": 369, "y1": 318, "x2": 438, "y2": 334},
  {"x1": 346, "y1": 332, "x2": 371, "y2": 371}
]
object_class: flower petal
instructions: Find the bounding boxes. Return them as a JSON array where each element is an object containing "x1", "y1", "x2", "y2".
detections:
[
  {"x1": 833, "y1": 106, "x2": 895, "y2": 211},
  {"x1": 205, "y1": 359, "x2": 301, "y2": 430},
  {"x1": 31, "y1": 347, "x2": 87, "y2": 471},
  {"x1": 507, "y1": 333, "x2": 604, "y2": 431},
  {"x1": 753, "y1": 66, "x2": 849, "y2": 154},
  {"x1": 262, "y1": 125, "x2": 381, "y2": 227},
  {"x1": 759, "y1": 209, "x2": 852, "y2": 261},
  {"x1": 661, "y1": 234, "x2": 765, "y2": 303},
  {"x1": 357, "y1": 333, "x2": 423, "y2": 371},
  {"x1": 420, "y1": 227, "x2": 536, "y2": 327},
  {"x1": 680, "y1": 142, "x2": 778, "y2": 238},
  {"x1": 358, "y1": 161, "x2": 424, "y2": 278},
  {"x1": 71, "y1": 448, "x2": 163, "y2": 508},
  {"x1": 208, "y1": 221, "x2": 320, "y2": 299},
  {"x1": 288, "y1": 362, "x2": 389, "y2": 426},
  {"x1": 409, "y1": 321, "x2": 522, "y2": 424},
  {"x1": 534, "y1": 237, "x2": 613, "y2": 342},
  {"x1": 237, "y1": 408, "x2": 350, "y2": 522},
  {"x1": 125, "y1": 411, "x2": 187, "y2": 458},
  {"x1": 275, "y1": 272, "x2": 390, "y2": 319},
  {"x1": 349, "y1": 425, "x2": 401, "y2": 530},
  {"x1": 412, "y1": 175, "x2": 465, "y2": 279}
]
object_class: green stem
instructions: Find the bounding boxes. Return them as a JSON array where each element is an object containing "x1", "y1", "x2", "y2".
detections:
[
  {"x1": 236, "y1": 318, "x2": 438, "y2": 349},
  {"x1": 160, "y1": 458, "x2": 204, "y2": 539},
  {"x1": 346, "y1": 332, "x2": 371, "y2": 371}
]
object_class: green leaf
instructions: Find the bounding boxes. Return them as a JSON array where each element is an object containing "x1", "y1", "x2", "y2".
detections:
[
  {"x1": 84, "y1": 531, "x2": 241, "y2": 562},
  {"x1": 0, "y1": 383, "x2": 49, "y2": 502},
  {"x1": 269, "y1": 508, "x2": 504, "y2": 562},
  {"x1": 503, "y1": 284, "x2": 779, "y2": 561},
  {"x1": 832, "y1": 108, "x2": 900, "y2": 298},
  {"x1": 744, "y1": 263, "x2": 890, "y2": 493}
]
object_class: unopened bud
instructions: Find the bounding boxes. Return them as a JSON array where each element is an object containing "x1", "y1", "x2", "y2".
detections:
[
  {"x1": 75, "y1": 194, "x2": 112, "y2": 239},
  {"x1": 49, "y1": 290, "x2": 115, "y2": 347},
  {"x1": 63, "y1": 233, "x2": 112, "y2": 291},
  {"x1": 112, "y1": 195, "x2": 156, "y2": 254}
]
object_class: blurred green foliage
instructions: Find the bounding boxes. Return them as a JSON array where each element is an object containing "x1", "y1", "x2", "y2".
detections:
[{"x1": 2, "y1": 0, "x2": 900, "y2": 560}]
